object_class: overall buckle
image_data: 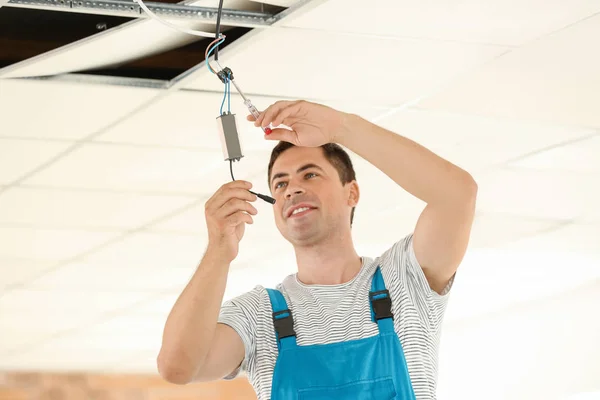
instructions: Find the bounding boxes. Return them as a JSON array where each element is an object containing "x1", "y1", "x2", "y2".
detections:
[
  {"x1": 272, "y1": 310, "x2": 296, "y2": 339},
  {"x1": 369, "y1": 290, "x2": 394, "y2": 320}
]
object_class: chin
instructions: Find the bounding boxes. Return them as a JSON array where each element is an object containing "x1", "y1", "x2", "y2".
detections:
[{"x1": 287, "y1": 227, "x2": 326, "y2": 247}]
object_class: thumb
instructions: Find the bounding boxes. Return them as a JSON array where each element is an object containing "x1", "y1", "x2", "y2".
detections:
[{"x1": 264, "y1": 128, "x2": 297, "y2": 143}]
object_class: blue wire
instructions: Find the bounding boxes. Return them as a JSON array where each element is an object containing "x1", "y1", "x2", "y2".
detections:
[
  {"x1": 205, "y1": 37, "x2": 225, "y2": 74},
  {"x1": 227, "y1": 72, "x2": 231, "y2": 113},
  {"x1": 220, "y1": 79, "x2": 227, "y2": 115}
]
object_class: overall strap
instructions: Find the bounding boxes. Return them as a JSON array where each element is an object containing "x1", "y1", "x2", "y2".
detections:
[
  {"x1": 369, "y1": 266, "x2": 395, "y2": 333},
  {"x1": 266, "y1": 288, "x2": 297, "y2": 351}
]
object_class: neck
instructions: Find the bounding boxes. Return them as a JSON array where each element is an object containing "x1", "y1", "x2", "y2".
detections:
[{"x1": 294, "y1": 231, "x2": 362, "y2": 285}]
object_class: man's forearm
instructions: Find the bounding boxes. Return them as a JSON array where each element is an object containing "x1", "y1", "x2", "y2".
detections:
[
  {"x1": 336, "y1": 113, "x2": 476, "y2": 205},
  {"x1": 158, "y1": 249, "x2": 230, "y2": 382}
]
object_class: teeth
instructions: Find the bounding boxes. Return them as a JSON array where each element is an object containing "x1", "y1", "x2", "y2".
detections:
[{"x1": 292, "y1": 207, "x2": 310, "y2": 215}]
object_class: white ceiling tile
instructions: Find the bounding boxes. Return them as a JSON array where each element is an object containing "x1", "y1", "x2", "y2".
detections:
[
  {"x1": 0, "y1": 310, "x2": 100, "y2": 354},
  {"x1": 0, "y1": 346, "x2": 137, "y2": 371},
  {"x1": 186, "y1": 28, "x2": 507, "y2": 106},
  {"x1": 134, "y1": 293, "x2": 180, "y2": 316},
  {"x1": 0, "y1": 79, "x2": 157, "y2": 140},
  {"x1": 438, "y1": 281, "x2": 600, "y2": 399},
  {"x1": 420, "y1": 13, "x2": 600, "y2": 129},
  {"x1": 376, "y1": 109, "x2": 595, "y2": 171},
  {"x1": 348, "y1": 153, "x2": 427, "y2": 218},
  {"x1": 28, "y1": 261, "x2": 195, "y2": 292},
  {"x1": 23, "y1": 143, "x2": 250, "y2": 194},
  {"x1": 510, "y1": 135, "x2": 600, "y2": 174},
  {"x1": 0, "y1": 258, "x2": 54, "y2": 291},
  {"x1": 283, "y1": 0, "x2": 600, "y2": 46},
  {"x1": 0, "y1": 139, "x2": 71, "y2": 184},
  {"x1": 0, "y1": 187, "x2": 196, "y2": 230},
  {"x1": 82, "y1": 232, "x2": 207, "y2": 269},
  {"x1": 39, "y1": 315, "x2": 165, "y2": 352},
  {"x1": 502, "y1": 223, "x2": 600, "y2": 256},
  {"x1": 0, "y1": 227, "x2": 117, "y2": 261},
  {"x1": 0, "y1": 288, "x2": 150, "y2": 315},
  {"x1": 469, "y1": 213, "x2": 564, "y2": 248},
  {"x1": 443, "y1": 249, "x2": 600, "y2": 322},
  {"x1": 149, "y1": 203, "x2": 208, "y2": 234},
  {"x1": 475, "y1": 168, "x2": 599, "y2": 220}
]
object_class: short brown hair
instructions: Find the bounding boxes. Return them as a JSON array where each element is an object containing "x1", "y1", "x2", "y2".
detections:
[{"x1": 267, "y1": 142, "x2": 357, "y2": 225}]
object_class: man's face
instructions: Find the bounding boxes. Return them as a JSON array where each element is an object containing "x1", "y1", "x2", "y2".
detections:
[{"x1": 269, "y1": 146, "x2": 358, "y2": 246}]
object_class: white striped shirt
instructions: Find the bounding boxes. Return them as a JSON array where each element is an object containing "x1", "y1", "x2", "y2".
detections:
[{"x1": 218, "y1": 234, "x2": 453, "y2": 400}]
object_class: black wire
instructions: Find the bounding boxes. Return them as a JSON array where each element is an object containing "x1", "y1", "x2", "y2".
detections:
[
  {"x1": 230, "y1": 159, "x2": 276, "y2": 204},
  {"x1": 214, "y1": 0, "x2": 225, "y2": 61}
]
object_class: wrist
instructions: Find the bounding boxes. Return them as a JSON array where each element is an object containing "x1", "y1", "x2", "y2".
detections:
[
  {"x1": 334, "y1": 112, "x2": 363, "y2": 147},
  {"x1": 204, "y1": 244, "x2": 233, "y2": 266}
]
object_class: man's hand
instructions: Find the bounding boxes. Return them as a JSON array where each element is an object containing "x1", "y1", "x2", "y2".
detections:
[
  {"x1": 205, "y1": 180, "x2": 258, "y2": 264},
  {"x1": 247, "y1": 100, "x2": 348, "y2": 146}
]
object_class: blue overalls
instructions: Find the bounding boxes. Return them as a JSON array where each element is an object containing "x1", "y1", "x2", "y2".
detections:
[{"x1": 265, "y1": 266, "x2": 417, "y2": 400}]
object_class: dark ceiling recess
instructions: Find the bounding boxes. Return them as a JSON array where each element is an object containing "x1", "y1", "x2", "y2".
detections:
[
  {"x1": 0, "y1": 8, "x2": 134, "y2": 68},
  {"x1": 80, "y1": 26, "x2": 252, "y2": 80},
  {"x1": 0, "y1": 6, "x2": 253, "y2": 80}
]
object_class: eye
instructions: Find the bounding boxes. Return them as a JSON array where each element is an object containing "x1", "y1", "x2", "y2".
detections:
[
  {"x1": 275, "y1": 181, "x2": 287, "y2": 190},
  {"x1": 305, "y1": 172, "x2": 317, "y2": 179}
]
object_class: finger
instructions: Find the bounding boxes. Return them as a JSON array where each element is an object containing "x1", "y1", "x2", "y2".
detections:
[
  {"x1": 207, "y1": 187, "x2": 256, "y2": 211},
  {"x1": 206, "y1": 181, "x2": 252, "y2": 209},
  {"x1": 225, "y1": 211, "x2": 254, "y2": 227},
  {"x1": 247, "y1": 114, "x2": 257, "y2": 122},
  {"x1": 218, "y1": 198, "x2": 258, "y2": 218},
  {"x1": 271, "y1": 102, "x2": 303, "y2": 128},
  {"x1": 257, "y1": 101, "x2": 296, "y2": 128},
  {"x1": 264, "y1": 128, "x2": 297, "y2": 144}
]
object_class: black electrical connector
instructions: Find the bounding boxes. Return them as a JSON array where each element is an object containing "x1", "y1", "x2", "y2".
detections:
[{"x1": 217, "y1": 67, "x2": 234, "y2": 84}]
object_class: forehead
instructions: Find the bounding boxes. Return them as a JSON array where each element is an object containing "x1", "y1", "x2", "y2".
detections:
[{"x1": 272, "y1": 146, "x2": 329, "y2": 171}]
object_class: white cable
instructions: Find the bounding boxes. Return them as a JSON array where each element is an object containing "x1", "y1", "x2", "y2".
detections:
[{"x1": 133, "y1": 0, "x2": 221, "y2": 38}]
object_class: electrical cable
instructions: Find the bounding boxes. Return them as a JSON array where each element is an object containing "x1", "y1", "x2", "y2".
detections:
[
  {"x1": 227, "y1": 71, "x2": 232, "y2": 113},
  {"x1": 205, "y1": 36, "x2": 226, "y2": 74},
  {"x1": 220, "y1": 79, "x2": 228, "y2": 115},
  {"x1": 133, "y1": 0, "x2": 220, "y2": 38},
  {"x1": 214, "y1": 0, "x2": 225, "y2": 61},
  {"x1": 230, "y1": 160, "x2": 275, "y2": 204}
]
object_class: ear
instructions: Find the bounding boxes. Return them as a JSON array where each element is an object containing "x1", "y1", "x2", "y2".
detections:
[{"x1": 347, "y1": 181, "x2": 360, "y2": 207}]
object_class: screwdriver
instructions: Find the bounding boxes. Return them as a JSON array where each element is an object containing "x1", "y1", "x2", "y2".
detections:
[{"x1": 229, "y1": 79, "x2": 272, "y2": 135}]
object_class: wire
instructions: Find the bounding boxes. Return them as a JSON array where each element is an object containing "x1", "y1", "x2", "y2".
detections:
[
  {"x1": 229, "y1": 159, "x2": 235, "y2": 181},
  {"x1": 214, "y1": 0, "x2": 225, "y2": 61},
  {"x1": 205, "y1": 36, "x2": 226, "y2": 74},
  {"x1": 220, "y1": 78, "x2": 228, "y2": 115},
  {"x1": 227, "y1": 72, "x2": 231, "y2": 113},
  {"x1": 133, "y1": 0, "x2": 219, "y2": 38}
]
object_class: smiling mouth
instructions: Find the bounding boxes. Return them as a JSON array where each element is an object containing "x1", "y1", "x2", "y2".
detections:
[{"x1": 288, "y1": 207, "x2": 315, "y2": 218}]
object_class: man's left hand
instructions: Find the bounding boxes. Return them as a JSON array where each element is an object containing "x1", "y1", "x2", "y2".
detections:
[{"x1": 247, "y1": 100, "x2": 347, "y2": 147}]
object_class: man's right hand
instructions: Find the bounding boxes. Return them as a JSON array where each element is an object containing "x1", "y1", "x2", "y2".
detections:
[{"x1": 204, "y1": 180, "x2": 258, "y2": 263}]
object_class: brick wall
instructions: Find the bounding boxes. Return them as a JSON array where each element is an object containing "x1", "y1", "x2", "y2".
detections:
[{"x1": 0, "y1": 371, "x2": 257, "y2": 400}]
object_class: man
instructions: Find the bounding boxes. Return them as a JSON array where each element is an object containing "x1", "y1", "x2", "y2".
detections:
[{"x1": 157, "y1": 100, "x2": 477, "y2": 400}]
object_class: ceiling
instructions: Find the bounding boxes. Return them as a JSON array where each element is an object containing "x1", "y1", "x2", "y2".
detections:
[{"x1": 1, "y1": 0, "x2": 600, "y2": 398}]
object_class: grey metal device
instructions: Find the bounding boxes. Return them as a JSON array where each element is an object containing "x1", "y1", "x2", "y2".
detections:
[{"x1": 216, "y1": 113, "x2": 244, "y2": 161}]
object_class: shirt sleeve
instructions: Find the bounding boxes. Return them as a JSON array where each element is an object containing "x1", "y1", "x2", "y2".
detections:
[
  {"x1": 380, "y1": 233, "x2": 455, "y2": 331},
  {"x1": 217, "y1": 285, "x2": 263, "y2": 379}
]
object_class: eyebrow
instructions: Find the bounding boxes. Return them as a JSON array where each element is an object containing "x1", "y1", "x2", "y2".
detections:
[{"x1": 271, "y1": 163, "x2": 325, "y2": 187}]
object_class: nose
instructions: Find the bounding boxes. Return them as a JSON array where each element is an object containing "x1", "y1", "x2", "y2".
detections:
[{"x1": 284, "y1": 183, "x2": 305, "y2": 199}]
